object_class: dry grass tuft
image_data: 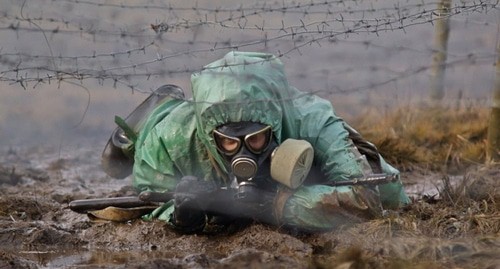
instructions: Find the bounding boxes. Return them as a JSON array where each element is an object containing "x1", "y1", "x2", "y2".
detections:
[
  {"x1": 352, "y1": 105, "x2": 489, "y2": 172},
  {"x1": 435, "y1": 170, "x2": 500, "y2": 236}
]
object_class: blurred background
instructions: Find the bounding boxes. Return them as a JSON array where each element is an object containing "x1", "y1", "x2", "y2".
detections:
[{"x1": 0, "y1": 0, "x2": 498, "y2": 148}]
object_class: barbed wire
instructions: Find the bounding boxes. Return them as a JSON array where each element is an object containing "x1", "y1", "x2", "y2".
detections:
[
  {"x1": 1, "y1": 1, "x2": 495, "y2": 38},
  {"x1": 0, "y1": 0, "x2": 498, "y2": 96}
]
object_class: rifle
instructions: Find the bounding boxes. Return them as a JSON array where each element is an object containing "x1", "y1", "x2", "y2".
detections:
[
  {"x1": 69, "y1": 173, "x2": 397, "y2": 214},
  {"x1": 68, "y1": 191, "x2": 173, "y2": 214}
]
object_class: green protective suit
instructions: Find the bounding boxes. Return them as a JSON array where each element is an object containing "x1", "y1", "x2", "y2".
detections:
[{"x1": 133, "y1": 51, "x2": 410, "y2": 231}]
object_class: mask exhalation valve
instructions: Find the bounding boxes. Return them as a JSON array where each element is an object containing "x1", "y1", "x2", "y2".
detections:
[{"x1": 231, "y1": 157, "x2": 258, "y2": 181}]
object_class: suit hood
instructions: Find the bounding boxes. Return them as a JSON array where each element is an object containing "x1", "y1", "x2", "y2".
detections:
[{"x1": 191, "y1": 51, "x2": 290, "y2": 171}]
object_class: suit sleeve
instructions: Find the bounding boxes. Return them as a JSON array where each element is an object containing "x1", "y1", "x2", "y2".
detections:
[
  {"x1": 131, "y1": 100, "x2": 187, "y2": 222},
  {"x1": 276, "y1": 88, "x2": 408, "y2": 231},
  {"x1": 133, "y1": 122, "x2": 180, "y2": 193}
]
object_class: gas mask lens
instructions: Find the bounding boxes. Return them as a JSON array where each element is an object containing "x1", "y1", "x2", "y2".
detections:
[
  {"x1": 213, "y1": 132, "x2": 241, "y2": 155},
  {"x1": 213, "y1": 125, "x2": 272, "y2": 155},
  {"x1": 245, "y1": 126, "x2": 272, "y2": 154},
  {"x1": 245, "y1": 134, "x2": 264, "y2": 150}
]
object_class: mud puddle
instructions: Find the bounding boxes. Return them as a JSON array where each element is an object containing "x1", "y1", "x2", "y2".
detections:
[
  {"x1": 18, "y1": 250, "x2": 89, "y2": 269},
  {"x1": 20, "y1": 249, "x2": 177, "y2": 269}
]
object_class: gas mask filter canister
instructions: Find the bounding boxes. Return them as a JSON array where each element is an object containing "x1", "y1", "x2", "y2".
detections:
[{"x1": 270, "y1": 139, "x2": 314, "y2": 189}]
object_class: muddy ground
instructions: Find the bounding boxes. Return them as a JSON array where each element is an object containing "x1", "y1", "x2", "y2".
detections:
[{"x1": 0, "y1": 143, "x2": 499, "y2": 269}]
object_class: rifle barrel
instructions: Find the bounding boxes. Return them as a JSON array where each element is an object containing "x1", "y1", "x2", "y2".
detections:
[{"x1": 330, "y1": 174, "x2": 397, "y2": 187}]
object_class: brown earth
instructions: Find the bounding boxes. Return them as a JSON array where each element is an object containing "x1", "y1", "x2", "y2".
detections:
[{"x1": 1, "y1": 117, "x2": 499, "y2": 269}]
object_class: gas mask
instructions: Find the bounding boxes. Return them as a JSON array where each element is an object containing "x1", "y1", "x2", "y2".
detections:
[{"x1": 213, "y1": 122, "x2": 314, "y2": 203}]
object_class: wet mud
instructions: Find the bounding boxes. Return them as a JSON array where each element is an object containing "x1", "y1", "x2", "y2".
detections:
[{"x1": 1, "y1": 145, "x2": 499, "y2": 268}]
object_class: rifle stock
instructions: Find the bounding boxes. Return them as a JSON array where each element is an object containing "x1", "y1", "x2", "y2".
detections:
[
  {"x1": 69, "y1": 196, "x2": 150, "y2": 213},
  {"x1": 69, "y1": 191, "x2": 174, "y2": 213}
]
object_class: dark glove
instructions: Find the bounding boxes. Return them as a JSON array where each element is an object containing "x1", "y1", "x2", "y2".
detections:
[
  {"x1": 222, "y1": 184, "x2": 277, "y2": 223},
  {"x1": 170, "y1": 176, "x2": 216, "y2": 233}
]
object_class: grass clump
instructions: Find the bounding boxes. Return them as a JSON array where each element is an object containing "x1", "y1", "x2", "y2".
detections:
[{"x1": 352, "y1": 105, "x2": 489, "y2": 172}]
